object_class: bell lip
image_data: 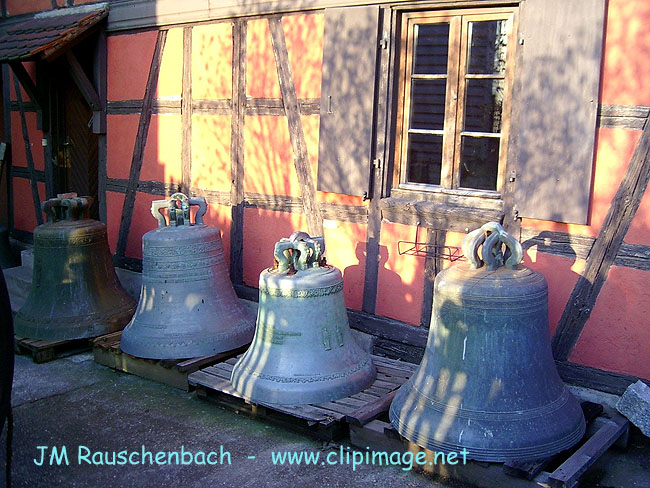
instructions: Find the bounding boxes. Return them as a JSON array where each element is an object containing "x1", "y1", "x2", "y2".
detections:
[
  {"x1": 230, "y1": 359, "x2": 377, "y2": 405},
  {"x1": 388, "y1": 383, "x2": 586, "y2": 462}
]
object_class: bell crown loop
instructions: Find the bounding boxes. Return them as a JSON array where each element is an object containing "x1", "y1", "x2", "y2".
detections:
[
  {"x1": 273, "y1": 231, "x2": 326, "y2": 273},
  {"x1": 462, "y1": 222, "x2": 523, "y2": 271},
  {"x1": 41, "y1": 193, "x2": 93, "y2": 223},
  {"x1": 150, "y1": 192, "x2": 207, "y2": 228}
]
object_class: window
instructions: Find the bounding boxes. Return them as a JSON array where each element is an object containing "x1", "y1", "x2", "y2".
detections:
[{"x1": 394, "y1": 8, "x2": 517, "y2": 195}]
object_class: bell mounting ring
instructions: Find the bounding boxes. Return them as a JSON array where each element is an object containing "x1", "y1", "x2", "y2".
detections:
[
  {"x1": 273, "y1": 231, "x2": 326, "y2": 273},
  {"x1": 41, "y1": 192, "x2": 93, "y2": 223},
  {"x1": 150, "y1": 192, "x2": 208, "y2": 228},
  {"x1": 462, "y1": 221, "x2": 524, "y2": 271}
]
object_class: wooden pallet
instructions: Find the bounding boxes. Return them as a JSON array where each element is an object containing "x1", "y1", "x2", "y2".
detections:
[
  {"x1": 14, "y1": 335, "x2": 93, "y2": 363},
  {"x1": 93, "y1": 331, "x2": 247, "y2": 391},
  {"x1": 349, "y1": 402, "x2": 630, "y2": 488},
  {"x1": 188, "y1": 355, "x2": 418, "y2": 441}
]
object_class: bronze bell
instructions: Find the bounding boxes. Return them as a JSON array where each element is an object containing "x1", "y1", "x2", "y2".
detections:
[
  {"x1": 389, "y1": 222, "x2": 585, "y2": 462},
  {"x1": 120, "y1": 193, "x2": 255, "y2": 359},
  {"x1": 231, "y1": 231, "x2": 376, "y2": 405},
  {"x1": 15, "y1": 194, "x2": 137, "y2": 340}
]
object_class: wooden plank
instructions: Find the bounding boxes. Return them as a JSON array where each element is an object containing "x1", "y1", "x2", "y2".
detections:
[
  {"x1": 181, "y1": 26, "x2": 192, "y2": 195},
  {"x1": 66, "y1": 50, "x2": 102, "y2": 111},
  {"x1": 548, "y1": 415, "x2": 629, "y2": 488},
  {"x1": 13, "y1": 72, "x2": 43, "y2": 226},
  {"x1": 363, "y1": 8, "x2": 388, "y2": 321},
  {"x1": 192, "y1": 99, "x2": 231, "y2": 113},
  {"x1": 555, "y1": 360, "x2": 639, "y2": 395},
  {"x1": 230, "y1": 19, "x2": 245, "y2": 284},
  {"x1": 115, "y1": 29, "x2": 167, "y2": 257},
  {"x1": 419, "y1": 228, "x2": 437, "y2": 327},
  {"x1": 552, "y1": 115, "x2": 650, "y2": 360},
  {"x1": 380, "y1": 197, "x2": 504, "y2": 234},
  {"x1": 105, "y1": 177, "x2": 180, "y2": 196},
  {"x1": 521, "y1": 227, "x2": 650, "y2": 272},
  {"x1": 9, "y1": 61, "x2": 42, "y2": 110},
  {"x1": 245, "y1": 98, "x2": 320, "y2": 116},
  {"x1": 92, "y1": 26, "x2": 108, "y2": 134},
  {"x1": 268, "y1": 16, "x2": 323, "y2": 236},
  {"x1": 513, "y1": 0, "x2": 606, "y2": 224},
  {"x1": 11, "y1": 167, "x2": 46, "y2": 181},
  {"x1": 346, "y1": 389, "x2": 397, "y2": 426},
  {"x1": 107, "y1": 99, "x2": 182, "y2": 115}
]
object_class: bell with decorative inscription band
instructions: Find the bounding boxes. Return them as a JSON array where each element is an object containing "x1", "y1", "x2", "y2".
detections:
[
  {"x1": 15, "y1": 194, "x2": 137, "y2": 340},
  {"x1": 231, "y1": 232, "x2": 376, "y2": 405},
  {"x1": 389, "y1": 222, "x2": 586, "y2": 462},
  {"x1": 120, "y1": 193, "x2": 255, "y2": 359}
]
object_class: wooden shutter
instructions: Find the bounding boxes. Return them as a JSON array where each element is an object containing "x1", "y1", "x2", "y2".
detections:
[
  {"x1": 317, "y1": 6, "x2": 379, "y2": 196},
  {"x1": 512, "y1": 0, "x2": 606, "y2": 224}
]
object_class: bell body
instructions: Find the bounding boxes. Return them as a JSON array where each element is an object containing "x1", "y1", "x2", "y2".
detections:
[
  {"x1": 15, "y1": 218, "x2": 136, "y2": 340},
  {"x1": 120, "y1": 223, "x2": 255, "y2": 359},
  {"x1": 231, "y1": 265, "x2": 376, "y2": 405},
  {"x1": 390, "y1": 261, "x2": 585, "y2": 461}
]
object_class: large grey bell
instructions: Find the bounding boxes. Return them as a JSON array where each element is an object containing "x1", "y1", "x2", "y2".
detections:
[
  {"x1": 120, "y1": 193, "x2": 255, "y2": 359},
  {"x1": 231, "y1": 232, "x2": 376, "y2": 405},
  {"x1": 389, "y1": 222, "x2": 585, "y2": 462}
]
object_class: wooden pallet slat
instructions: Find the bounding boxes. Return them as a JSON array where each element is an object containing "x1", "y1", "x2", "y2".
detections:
[
  {"x1": 188, "y1": 353, "x2": 416, "y2": 441},
  {"x1": 15, "y1": 335, "x2": 93, "y2": 363}
]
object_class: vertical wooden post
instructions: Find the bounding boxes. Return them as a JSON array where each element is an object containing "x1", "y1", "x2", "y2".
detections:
[
  {"x1": 93, "y1": 27, "x2": 108, "y2": 222},
  {"x1": 12, "y1": 72, "x2": 43, "y2": 226},
  {"x1": 2, "y1": 64, "x2": 12, "y2": 232},
  {"x1": 268, "y1": 16, "x2": 323, "y2": 237},
  {"x1": 115, "y1": 30, "x2": 167, "y2": 257},
  {"x1": 181, "y1": 26, "x2": 192, "y2": 197},
  {"x1": 229, "y1": 20, "x2": 246, "y2": 284}
]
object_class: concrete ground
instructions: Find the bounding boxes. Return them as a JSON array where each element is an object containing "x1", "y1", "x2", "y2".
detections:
[
  {"x1": 2, "y1": 352, "x2": 466, "y2": 488},
  {"x1": 3, "y1": 351, "x2": 650, "y2": 488}
]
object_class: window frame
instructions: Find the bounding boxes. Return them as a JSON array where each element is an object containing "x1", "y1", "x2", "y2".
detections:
[{"x1": 392, "y1": 6, "x2": 518, "y2": 198}]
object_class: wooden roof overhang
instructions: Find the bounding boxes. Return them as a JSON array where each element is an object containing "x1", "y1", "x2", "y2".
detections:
[{"x1": 0, "y1": 3, "x2": 108, "y2": 131}]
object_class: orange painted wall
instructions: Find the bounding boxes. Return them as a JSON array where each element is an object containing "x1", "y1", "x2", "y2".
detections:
[
  {"x1": 140, "y1": 114, "x2": 183, "y2": 184},
  {"x1": 5, "y1": 0, "x2": 53, "y2": 16},
  {"x1": 12, "y1": 179, "x2": 45, "y2": 232},
  {"x1": 10, "y1": 111, "x2": 44, "y2": 171},
  {"x1": 376, "y1": 222, "x2": 425, "y2": 326},
  {"x1": 106, "y1": 114, "x2": 138, "y2": 180},
  {"x1": 107, "y1": 31, "x2": 157, "y2": 102},
  {"x1": 192, "y1": 22, "x2": 233, "y2": 100},
  {"x1": 570, "y1": 265, "x2": 650, "y2": 380},
  {"x1": 156, "y1": 27, "x2": 183, "y2": 99},
  {"x1": 203, "y1": 203, "x2": 233, "y2": 273},
  {"x1": 191, "y1": 114, "x2": 231, "y2": 192}
]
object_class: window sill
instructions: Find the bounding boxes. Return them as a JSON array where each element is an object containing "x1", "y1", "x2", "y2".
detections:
[{"x1": 380, "y1": 189, "x2": 504, "y2": 234}]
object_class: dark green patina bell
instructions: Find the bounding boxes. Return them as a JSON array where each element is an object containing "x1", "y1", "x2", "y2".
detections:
[
  {"x1": 14, "y1": 194, "x2": 137, "y2": 340},
  {"x1": 389, "y1": 222, "x2": 585, "y2": 462},
  {"x1": 120, "y1": 193, "x2": 255, "y2": 359},
  {"x1": 231, "y1": 231, "x2": 376, "y2": 405}
]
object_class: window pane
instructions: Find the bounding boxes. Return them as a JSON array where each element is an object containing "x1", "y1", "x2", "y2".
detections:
[
  {"x1": 413, "y1": 23, "x2": 450, "y2": 75},
  {"x1": 463, "y1": 78, "x2": 504, "y2": 133},
  {"x1": 467, "y1": 20, "x2": 507, "y2": 75},
  {"x1": 410, "y1": 79, "x2": 446, "y2": 131},
  {"x1": 407, "y1": 133, "x2": 443, "y2": 185},
  {"x1": 459, "y1": 136, "x2": 499, "y2": 190}
]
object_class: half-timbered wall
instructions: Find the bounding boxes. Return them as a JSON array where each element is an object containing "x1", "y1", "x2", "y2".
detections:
[{"x1": 3, "y1": 0, "x2": 650, "y2": 392}]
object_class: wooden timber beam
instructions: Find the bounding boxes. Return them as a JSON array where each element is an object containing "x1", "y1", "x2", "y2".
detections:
[
  {"x1": 65, "y1": 50, "x2": 102, "y2": 112},
  {"x1": 229, "y1": 19, "x2": 246, "y2": 285},
  {"x1": 181, "y1": 26, "x2": 192, "y2": 196},
  {"x1": 8, "y1": 61, "x2": 43, "y2": 111},
  {"x1": 268, "y1": 16, "x2": 323, "y2": 237},
  {"x1": 552, "y1": 116, "x2": 650, "y2": 360},
  {"x1": 115, "y1": 30, "x2": 167, "y2": 257},
  {"x1": 13, "y1": 73, "x2": 43, "y2": 226}
]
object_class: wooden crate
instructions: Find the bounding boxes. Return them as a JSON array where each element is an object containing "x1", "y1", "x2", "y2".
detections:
[
  {"x1": 14, "y1": 335, "x2": 93, "y2": 364},
  {"x1": 93, "y1": 331, "x2": 247, "y2": 391},
  {"x1": 188, "y1": 355, "x2": 418, "y2": 441},
  {"x1": 349, "y1": 402, "x2": 630, "y2": 488}
]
